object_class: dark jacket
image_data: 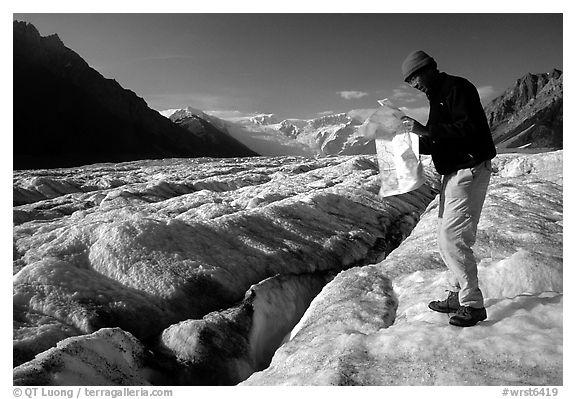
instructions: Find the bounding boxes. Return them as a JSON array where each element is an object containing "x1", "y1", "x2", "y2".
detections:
[{"x1": 419, "y1": 72, "x2": 496, "y2": 175}]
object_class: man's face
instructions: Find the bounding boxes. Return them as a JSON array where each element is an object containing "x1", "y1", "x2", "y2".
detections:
[{"x1": 406, "y1": 68, "x2": 435, "y2": 94}]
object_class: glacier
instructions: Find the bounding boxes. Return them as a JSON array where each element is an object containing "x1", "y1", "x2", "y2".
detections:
[{"x1": 12, "y1": 151, "x2": 563, "y2": 386}]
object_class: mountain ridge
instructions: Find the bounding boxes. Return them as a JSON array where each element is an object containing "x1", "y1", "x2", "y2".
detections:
[
  {"x1": 13, "y1": 21, "x2": 258, "y2": 170},
  {"x1": 483, "y1": 69, "x2": 562, "y2": 150},
  {"x1": 162, "y1": 107, "x2": 376, "y2": 156}
]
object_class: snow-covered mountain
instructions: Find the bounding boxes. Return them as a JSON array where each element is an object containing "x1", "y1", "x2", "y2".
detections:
[
  {"x1": 161, "y1": 107, "x2": 381, "y2": 157},
  {"x1": 161, "y1": 107, "x2": 315, "y2": 157}
]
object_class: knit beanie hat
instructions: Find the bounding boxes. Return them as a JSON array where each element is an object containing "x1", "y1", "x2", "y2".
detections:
[{"x1": 401, "y1": 50, "x2": 437, "y2": 82}]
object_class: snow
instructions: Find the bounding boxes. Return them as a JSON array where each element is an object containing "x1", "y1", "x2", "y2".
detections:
[
  {"x1": 242, "y1": 150, "x2": 563, "y2": 386},
  {"x1": 13, "y1": 154, "x2": 438, "y2": 384},
  {"x1": 158, "y1": 108, "x2": 182, "y2": 118},
  {"x1": 12, "y1": 151, "x2": 564, "y2": 386},
  {"x1": 494, "y1": 150, "x2": 563, "y2": 184},
  {"x1": 13, "y1": 328, "x2": 154, "y2": 385},
  {"x1": 157, "y1": 272, "x2": 332, "y2": 385}
]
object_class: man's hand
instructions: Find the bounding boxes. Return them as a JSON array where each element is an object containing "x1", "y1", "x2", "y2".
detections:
[{"x1": 401, "y1": 116, "x2": 430, "y2": 137}]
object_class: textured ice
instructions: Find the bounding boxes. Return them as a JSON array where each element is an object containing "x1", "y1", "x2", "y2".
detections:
[
  {"x1": 12, "y1": 151, "x2": 563, "y2": 386},
  {"x1": 157, "y1": 272, "x2": 332, "y2": 385},
  {"x1": 13, "y1": 154, "x2": 438, "y2": 383},
  {"x1": 242, "y1": 150, "x2": 563, "y2": 386},
  {"x1": 13, "y1": 328, "x2": 154, "y2": 385}
]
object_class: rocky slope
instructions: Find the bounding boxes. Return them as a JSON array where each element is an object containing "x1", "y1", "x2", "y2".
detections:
[
  {"x1": 13, "y1": 21, "x2": 257, "y2": 170},
  {"x1": 12, "y1": 150, "x2": 562, "y2": 386},
  {"x1": 483, "y1": 70, "x2": 563, "y2": 150}
]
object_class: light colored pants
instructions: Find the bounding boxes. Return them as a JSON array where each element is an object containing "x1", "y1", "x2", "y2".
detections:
[{"x1": 438, "y1": 160, "x2": 492, "y2": 308}]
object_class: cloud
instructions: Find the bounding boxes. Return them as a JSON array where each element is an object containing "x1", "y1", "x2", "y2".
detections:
[
  {"x1": 391, "y1": 88, "x2": 417, "y2": 102},
  {"x1": 477, "y1": 85, "x2": 497, "y2": 103},
  {"x1": 339, "y1": 90, "x2": 369, "y2": 100},
  {"x1": 204, "y1": 110, "x2": 259, "y2": 120},
  {"x1": 316, "y1": 110, "x2": 336, "y2": 117}
]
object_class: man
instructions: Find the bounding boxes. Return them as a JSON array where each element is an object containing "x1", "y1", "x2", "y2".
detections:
[{"x1": 400, "y1": 50, "x2": 496, "y2": 327}]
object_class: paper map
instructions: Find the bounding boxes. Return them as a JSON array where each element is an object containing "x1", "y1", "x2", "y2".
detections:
[{"x1": 358, "y1": 100, "x2": 425, "y2": 197}]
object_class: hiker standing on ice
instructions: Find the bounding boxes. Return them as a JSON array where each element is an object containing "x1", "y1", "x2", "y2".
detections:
[{"x1": 400, "y1": 50, "x2": 497, "y2": 327}]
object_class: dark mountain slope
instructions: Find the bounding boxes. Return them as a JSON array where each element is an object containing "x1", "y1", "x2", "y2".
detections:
[{"x1": 13, "y1": 21, "x2": 258, "y2": 170}]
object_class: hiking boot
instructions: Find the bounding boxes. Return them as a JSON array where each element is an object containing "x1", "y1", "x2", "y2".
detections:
[
  {"x1": 428, "y1": 291, "x2": 460, "y2": 313},
  {"x1": 449, "y1": 306, "x2": 487, "y2": 327}
]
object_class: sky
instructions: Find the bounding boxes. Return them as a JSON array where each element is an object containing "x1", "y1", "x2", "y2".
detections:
[{"x1": 12, "y1": 9, "x2": 564, "y2": 123}]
